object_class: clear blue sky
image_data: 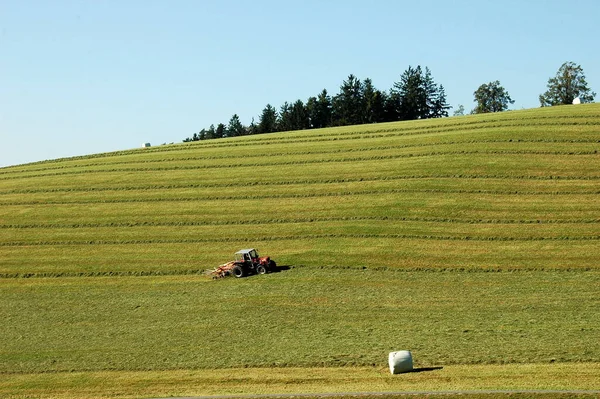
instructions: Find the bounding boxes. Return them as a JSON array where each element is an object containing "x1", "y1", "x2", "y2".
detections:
[{"x1": 1, "y1": 0, "x2": 598, "y2": 168}]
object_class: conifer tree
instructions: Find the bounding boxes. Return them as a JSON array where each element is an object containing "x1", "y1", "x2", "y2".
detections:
[{"x1": 258, "y1": 104, "x2": 278, "y2": 133}]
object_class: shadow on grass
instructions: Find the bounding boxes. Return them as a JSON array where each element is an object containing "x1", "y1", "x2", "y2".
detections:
[
  {"x1": 407, "y1": 367, "x2": 444, "y2": 373},
  {"x1": 271, "y1": 265, "x2": 292, "y2": 273}
]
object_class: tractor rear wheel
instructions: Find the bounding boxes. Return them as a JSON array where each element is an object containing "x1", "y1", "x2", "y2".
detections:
[
  {"x1": 256, "y1": 265, "x2": 267, "y2": 275},
  {"x1": 232, "y1": 265, "x2": 245, "y2": 278}
]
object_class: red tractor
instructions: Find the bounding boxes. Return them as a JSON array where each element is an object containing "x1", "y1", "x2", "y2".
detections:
[{"x1": 231, "y1": 248, "x2": 277, "y2": 278}]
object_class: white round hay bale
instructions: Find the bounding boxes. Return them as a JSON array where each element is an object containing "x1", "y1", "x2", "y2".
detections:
[
  {"x1": 388, "y1": 350, "x2": 413, "y2": 374},
  {"x1": 572, "y1": 97, "x2": 581, "y2": 105}
]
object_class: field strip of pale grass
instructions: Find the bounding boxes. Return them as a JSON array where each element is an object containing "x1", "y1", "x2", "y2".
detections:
[{"x1": 2, "y1": 364, "x2": 600, "y2": 399}]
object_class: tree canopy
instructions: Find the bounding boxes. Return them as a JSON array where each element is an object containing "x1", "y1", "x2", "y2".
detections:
[
  {"x1": 390, "y1": 66, "x2": 450, "y2": 120},
  {"x1": 472, "y1": 81, "x2": 514, "y2": 114},
  {"x1": 539, "y1": 62, "x2": 596, "y2": 106},
  {"x1": 184, "y1": 67, "x2": 451, "y2": 142}
]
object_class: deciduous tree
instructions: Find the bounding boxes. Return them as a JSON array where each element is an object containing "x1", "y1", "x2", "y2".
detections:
[
  {"x1": 472, "y1": 81, "x2": 514, "y2": 113},
  {"x1": 539, "y1": 62, "x2": 596, "y2": 106}
]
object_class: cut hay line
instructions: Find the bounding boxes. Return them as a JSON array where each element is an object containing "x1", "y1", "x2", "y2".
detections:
[
  {"x1": 1, "y1": 216, "x2": 598, "y2": 230},
  {"x1": 0, "y1": 264, "x2": 596, "y2": 279},
  {"x1": 2, "y1": 233, "x2": 598, "y2": 247},
  {"x1": 2, "y1": 186, "x2": 599, "y2": 206},
  {"x1": 2, "y1": 173, "x2": 598, "y2": 195},
  {"x1": 2, "y1": 139, "x2": 597, "y2": 176},
  {"x1": 1, "y1": 150, "x2": 598, "y2": 181},
  {"x1": 0, "y1": 269, "x2": 206, "y2": 279}
]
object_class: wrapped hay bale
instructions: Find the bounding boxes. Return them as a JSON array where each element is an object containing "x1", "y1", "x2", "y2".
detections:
[{"x1": 388, "y1": 350, "x2": 413, "y2": 374}]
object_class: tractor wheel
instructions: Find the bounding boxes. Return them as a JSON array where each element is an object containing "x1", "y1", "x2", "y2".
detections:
[
  {"x1": 232, "y1": 265, "x2": 245, "y2": 278},
  {"x1": 256, "y1": 265, "x2": 267, "y2": 275}
]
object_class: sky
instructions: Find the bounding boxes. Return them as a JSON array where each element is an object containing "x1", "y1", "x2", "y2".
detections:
[{"x1": 1, "y1": 0, "x2": 598, "y2": 168}]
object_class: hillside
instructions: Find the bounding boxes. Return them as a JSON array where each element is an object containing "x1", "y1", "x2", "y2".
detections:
[
  {"x1": 1, "y1": 104, "x2": 599, "y2": 398},
  {"x1": 1, "y1": 104, "x2": 599, "y2": 276}
]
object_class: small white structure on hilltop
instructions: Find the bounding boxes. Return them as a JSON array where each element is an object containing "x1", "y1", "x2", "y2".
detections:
[
  {"x1": 388, "y1": 350, "x2": 413, "y2": 374},
  {"x1": 143, "y1": 143, "x2": 151, "y2": 148},
  {"x1": 573, "y1": 97, "x2": 581, "y2": 105}
]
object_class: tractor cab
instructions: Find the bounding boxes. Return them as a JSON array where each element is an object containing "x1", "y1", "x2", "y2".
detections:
[{"x1": 235, "y1": 248, "x2": 259, "y2": 264}]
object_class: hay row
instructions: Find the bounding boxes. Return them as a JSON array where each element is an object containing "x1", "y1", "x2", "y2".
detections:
[
  {"x1": 2, "y1": 233, "x2": 599, "y2": 247},
  {"x1": 2, "y1": 216, "x2": 598, "y2": 230}
]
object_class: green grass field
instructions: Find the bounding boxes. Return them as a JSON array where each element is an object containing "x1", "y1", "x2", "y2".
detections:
[{"x1": 1, "y1": 104, "x2": 599, "y2": 398}]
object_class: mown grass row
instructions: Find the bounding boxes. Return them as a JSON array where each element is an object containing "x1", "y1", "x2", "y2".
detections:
[
  {"x1": 3, "y1": 188, "x2": 600, "y2": 208},
  {"x1": 2, "y1": 174, "x2": 598, "y2": 196},
  {"x1": 2, "y1": 176, "x2": 599, "y2": 199},
  {"x1": 3, "y1": 215, "x2": 598, "y2": 229}
]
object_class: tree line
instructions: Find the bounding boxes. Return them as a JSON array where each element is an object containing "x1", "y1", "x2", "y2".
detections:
[
  {"x1": 184, "y1": 65, "x2": 449, "y2": 141},
  {"x1": 184, "y1": 61, "x2": 595, "y2": 142}
]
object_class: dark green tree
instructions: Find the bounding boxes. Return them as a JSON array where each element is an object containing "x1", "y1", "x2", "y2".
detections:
[
  {"x1": 391, "y1": 66, "x2": 449, "y2": 120},
  {"x1": 431, "y1": 84, "x2": 451, "y2": 118},
  {"x1": 215, "y1": 123, "x2": 225, "y2": 139},
  {"x1": 392, "y1": 65, "x2": 426, "y2": 120},
  {"x1": 205, "y1": 124, "x2": 216, "y2": 139},
  {"x1": 247, "y1": 117, "x2": 258, "y2": 135},
  {"x1": 333, "y1": 74, "x2": 363, "y2": 126},
  {"x1": 277, "y1": 102, "x2": 293, "y2": 131},
  {"x1": 306, "y1": 96, "x2": 318, "y2": 128},
  {"x1": 383, "y1": 90, "x2": 399, "y2": 122},
  {"x1": 361, "y1": 78, "x2": 385, "y2": 123},
  {"x1": 315, "y1": 89, "x2": 332, "y2": 128},
  {"x1": 258, "y1": 104, "x2": 278, "y2": 134},
  {"x1": 539, "y1": 62, "x2": 596, "y2": 106},
  {"x1": 290, "y1": 99, "x2": 309, "y2": 130},
  {"x1": 227, "y1": 114, "x2": 246, "y2": 137},
  {"x1": 472, "y1": 81, "x2": 514, "y2": 113}
]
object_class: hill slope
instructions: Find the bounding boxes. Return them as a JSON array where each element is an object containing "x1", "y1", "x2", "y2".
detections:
[
  {"x1": 1, "y1": 104, "x2": 599, "y2": 276},
  {"x1": 1, "y1": 104, "x2": 600, "y2": 398}
]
